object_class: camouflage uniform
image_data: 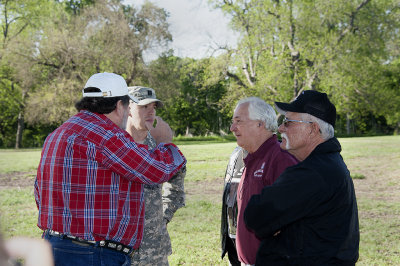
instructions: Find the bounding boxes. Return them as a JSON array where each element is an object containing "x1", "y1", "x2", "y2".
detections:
[{"x1": 131, "y1": 132, "x2": 186, "y2": 266}]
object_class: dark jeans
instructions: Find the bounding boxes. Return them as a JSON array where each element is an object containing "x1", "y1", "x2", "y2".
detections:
[
  {"x1": 227, "y1": 237, "x2": 241, "y2": 266},
  {"x1": 44, "y1": 232, "x2": 131, "y2": 266}
]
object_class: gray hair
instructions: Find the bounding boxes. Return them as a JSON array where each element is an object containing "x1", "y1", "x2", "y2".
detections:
[
  {"x1": 235, "y1": 97, "x2": 278, "y2": 132},
  {"x1": 301, "y1": 113, "x2": 334, "y2": 140}
]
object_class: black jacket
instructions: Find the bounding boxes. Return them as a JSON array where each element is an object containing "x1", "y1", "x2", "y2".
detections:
[
  {"x1": 221, "y1": 147, "x2": 244, "y2": 266},
  {"x1": 244, "y1": 137, "x2": 359, "y2": 265}
]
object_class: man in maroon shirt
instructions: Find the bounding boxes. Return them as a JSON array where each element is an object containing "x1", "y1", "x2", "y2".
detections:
[{"x1": 229, "y1": 97, "x2": 298, "y2": 265}]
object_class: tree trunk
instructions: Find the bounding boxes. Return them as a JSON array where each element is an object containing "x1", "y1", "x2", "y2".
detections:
[
  {"x1": 287, "y1": 0, "x2": 300, "y2": 97},
  {"x1": 371, "y1": 115, "x2": 377, "y2": 133},
  {"x1": 346, "y1": 113, "x2": 351, "y2": 135},
  {"x1": 15, "y1": 111, "x2": 24, "y2": 149},
  {"x1": 394, "y1": 122, "x2": 400, "y2": 135},
  {"x1": 15, "y1": 88, "x2": 27, "y2": 149}
]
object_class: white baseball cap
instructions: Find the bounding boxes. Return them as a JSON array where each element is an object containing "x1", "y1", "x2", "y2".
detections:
[{"x1": 83, "y1": 72, "x2": 138, "y2": 103}]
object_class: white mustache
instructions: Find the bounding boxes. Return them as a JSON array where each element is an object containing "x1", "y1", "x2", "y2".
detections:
[{"x1": 281, "y1": 133, "x2": 290, "y2": 150}]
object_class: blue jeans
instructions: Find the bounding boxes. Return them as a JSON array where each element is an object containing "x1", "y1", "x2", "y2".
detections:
[{"x1": 44, "y1": 232, "x2": 131, "y2": 266}]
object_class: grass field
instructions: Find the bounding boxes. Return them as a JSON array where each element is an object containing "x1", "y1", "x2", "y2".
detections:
[{"x1": 1, "y1": 136, "x2": 399, "y2": 265}]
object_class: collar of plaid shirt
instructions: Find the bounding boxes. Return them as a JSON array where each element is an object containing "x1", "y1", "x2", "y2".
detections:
[{"x1": 34, "y1": 110, "x2": 186, "y2": 249}]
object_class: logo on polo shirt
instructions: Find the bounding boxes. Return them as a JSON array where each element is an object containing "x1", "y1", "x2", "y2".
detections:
[{"x1": 254, "y1": 162, "x2": 265, "y2": 177}]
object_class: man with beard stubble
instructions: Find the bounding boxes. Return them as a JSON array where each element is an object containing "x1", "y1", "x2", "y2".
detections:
[{"x1": 35, "y1": 73, "x2": 186, "y2": 266}]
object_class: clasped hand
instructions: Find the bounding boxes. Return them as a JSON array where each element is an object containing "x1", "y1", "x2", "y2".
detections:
[{"x1": 146, "y1": 116, "x2": 173, "y2": 145}]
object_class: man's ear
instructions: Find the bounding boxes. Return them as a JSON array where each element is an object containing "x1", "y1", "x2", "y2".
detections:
[
  {"x1": 310, "y1": 122, "x2": 320, "y2": 136},
  {"x1": 116, "y1": 100, "x2": 125, "y2": 117}
]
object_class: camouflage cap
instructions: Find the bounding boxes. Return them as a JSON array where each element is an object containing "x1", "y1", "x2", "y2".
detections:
[{"x1": 127, "y1": 86, "x2": 163, "y2": 108}]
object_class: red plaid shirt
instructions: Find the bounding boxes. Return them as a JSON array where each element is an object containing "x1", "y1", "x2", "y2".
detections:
[{"x1": 34, "y1": 110, "x2": 186, "y2": 249}]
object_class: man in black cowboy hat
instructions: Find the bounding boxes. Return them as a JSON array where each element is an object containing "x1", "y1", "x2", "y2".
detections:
[{"x1": 244, "y1": 90, "x2": 359, "y2": 265}]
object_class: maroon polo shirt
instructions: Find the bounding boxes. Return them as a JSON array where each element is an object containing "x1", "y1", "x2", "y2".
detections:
[{"x1": 236, "y1": 135, "x2": 298, "y2": 264}]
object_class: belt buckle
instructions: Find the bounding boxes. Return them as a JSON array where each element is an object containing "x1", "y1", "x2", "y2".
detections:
[
  {"x1": 48, "y1": 229, "x2": 61, "y2": 236},
  {"x1": 101, "y1": 240, "x2": 133, "y2": 256}
]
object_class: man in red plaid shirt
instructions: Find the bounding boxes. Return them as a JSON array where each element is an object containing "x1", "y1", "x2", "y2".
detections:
[{"x1": 34, "y1": 72, "x2": 186, "y2": 266}]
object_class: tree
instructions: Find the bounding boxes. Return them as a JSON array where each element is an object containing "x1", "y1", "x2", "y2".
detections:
[
  {"x1": 211, "y1": 0, "x2": 400, "y2": 134},
  {"x1": 13, "y1": 0, "x2": 171, "y2": 128},
  {"x1": 148, "y1": 55, "x2": 231, "y2": 136},
  {"x1": 0, "y1": 0, "x2": 55, "y2": 148},
  {"x1": 0, "y1": 0, "x2": 173, "y2": 147},
  {"x1": 146, "y1": 51, "x2": 184, "y2": 102},
  {"x1": 60, "y1": 0, "x2": 95, "y2": 15},
  {"x1": 370, "y1": 60, "x2": 400, "y2": 134},
  {"x1": 0, "y1": 65, "x2": 20, "y2": 146}
]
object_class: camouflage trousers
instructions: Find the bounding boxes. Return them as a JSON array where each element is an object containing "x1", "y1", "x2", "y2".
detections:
[{"x1": 131, "y1": 248, "x2": 169, "y2": 266}]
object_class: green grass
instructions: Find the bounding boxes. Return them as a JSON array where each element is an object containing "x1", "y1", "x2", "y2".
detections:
[
  {"x1": 351, "y1": 173, "x2": 366, "y2": 179},
  {"x1": 178, "y1": 142, "x2": 236, "y2": 182},
  {"x1": 357, "y1": 198, "x2": 400, "y2": 265},
  {"x1": 1, "y1": 136, "x2": 400, "y2": 265},
  {"x1": 339, "y1": 135, "x2": 400, "y2": 159},
  {"x1": 0, "y1": 149, "x2": 41, "y2": 173},
  {"x1": 173, "y1": 135, "x2": 236, "y2": 145},
  {"x1": 168, "y1": 199, "x2": 224, "y2": 265},
  {"x1": 0, "y1": 188, "x2": 42, "y2": 238}
]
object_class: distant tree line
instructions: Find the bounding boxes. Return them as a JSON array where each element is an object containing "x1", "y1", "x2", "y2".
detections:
[{"x1": 1, "y1": 0, "x2": 399, "y2": 148}]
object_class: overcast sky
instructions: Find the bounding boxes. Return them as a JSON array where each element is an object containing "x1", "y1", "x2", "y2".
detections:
[{"x1": 124, "y1": 0, "x2": 238, "y2": 60}]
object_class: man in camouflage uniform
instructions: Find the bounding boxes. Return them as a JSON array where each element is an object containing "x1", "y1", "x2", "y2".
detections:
[{"x1": 127, "y1": 86, "x2": 186, "y2": 266}]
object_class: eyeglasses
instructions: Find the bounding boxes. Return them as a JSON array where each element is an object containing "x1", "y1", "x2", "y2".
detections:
[{"x1": 281, "y1": 117, "x2": 313, "y2": 127}]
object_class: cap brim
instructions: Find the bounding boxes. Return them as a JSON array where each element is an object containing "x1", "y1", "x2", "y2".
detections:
[
  {"x1": 129, "y1": 95, "x2": 139, "y2": 103},
  {"x1": 274, "y1": 102, "x2": 290, "y2": 114},
  {"x1": 137, "y1": 98, "x2": 163, "y2": 108},
  {"x1": 274, "y1": 102, "x2": 303, "y2": 115}
]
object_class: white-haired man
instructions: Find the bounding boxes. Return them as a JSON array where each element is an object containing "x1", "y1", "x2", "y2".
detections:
[
  {"x1": 244, "y1": 90, "x2": 359, "y2": 265},
  {"x1": 222, "y1": 97, "x2": 298, "y2": 265}
]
